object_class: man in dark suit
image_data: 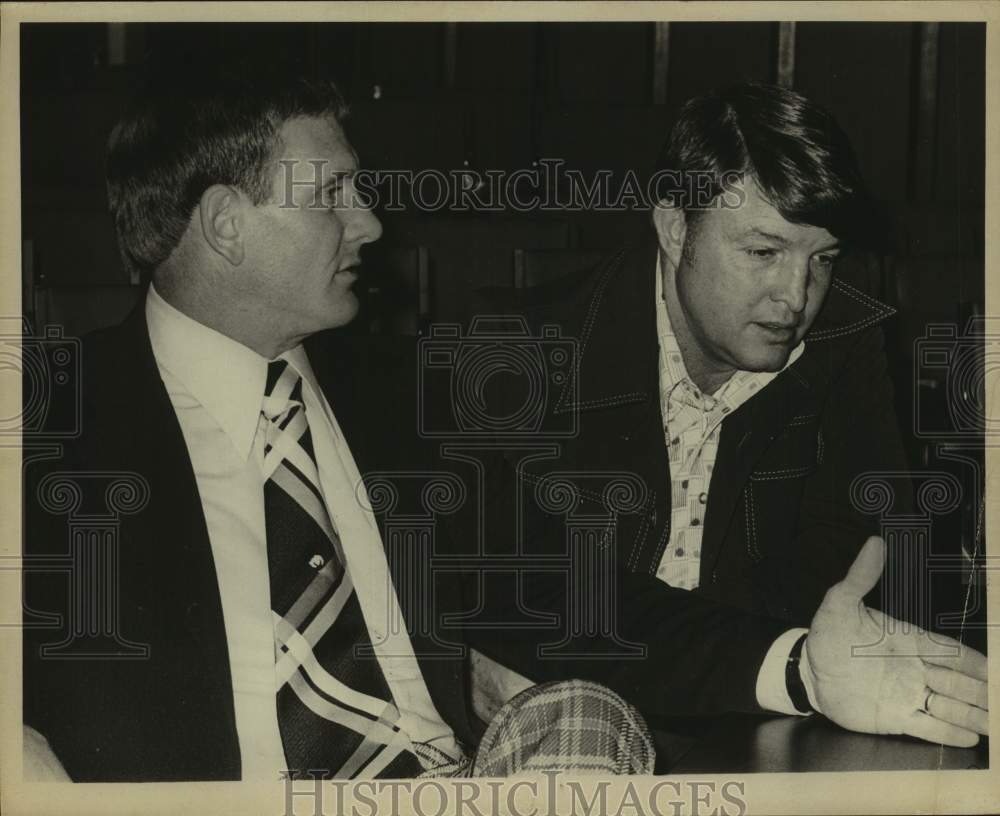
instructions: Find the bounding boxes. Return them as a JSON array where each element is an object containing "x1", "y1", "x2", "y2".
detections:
[
  {"x1": 448, "y1": 83, "x2": 989, "y2": 747},
  {"x1": 21, "y1": 66, "x2": 656, "y2": 781}
]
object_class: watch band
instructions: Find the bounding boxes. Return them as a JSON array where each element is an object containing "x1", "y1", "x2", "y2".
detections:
[{"x1": 786, "y1": 632, "x2": 815, "y2": 714}]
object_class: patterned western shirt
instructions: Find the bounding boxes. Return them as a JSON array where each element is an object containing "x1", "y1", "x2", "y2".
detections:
[{"x1": 654, "y1": 258, "x2": 804, "y2": 589}]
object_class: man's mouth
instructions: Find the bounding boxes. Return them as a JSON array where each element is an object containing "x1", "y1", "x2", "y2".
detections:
[{"x1": 755, "y1": 321, "x2": 798, "y2": 340}]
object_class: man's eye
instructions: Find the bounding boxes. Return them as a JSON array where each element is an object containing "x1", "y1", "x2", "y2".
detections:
[
  {"x1": 812, "y1": 254, "x2": 838, "y2": 270},
  {"x1": 324, "y1": 184, "x2": 344, "y2": 205},
  {"x1": 747, "y1": 247, "x2": 777, "y2": 259}
]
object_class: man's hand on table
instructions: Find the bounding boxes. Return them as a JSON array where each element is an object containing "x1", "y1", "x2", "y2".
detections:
[{"x1": 801, "y1": 536, "x2": 989, "y2": 747}]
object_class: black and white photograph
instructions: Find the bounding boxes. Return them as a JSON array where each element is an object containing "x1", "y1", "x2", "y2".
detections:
[{"x1": 2, "y1": 3, "x2": 996, "y2": 815}]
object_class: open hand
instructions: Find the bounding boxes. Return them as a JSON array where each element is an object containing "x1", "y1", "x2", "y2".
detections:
[{"x1": 801, "y1": 536, "x2": 988, "y2": 747}]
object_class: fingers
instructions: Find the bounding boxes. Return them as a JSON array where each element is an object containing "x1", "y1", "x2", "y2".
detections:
[
  {"x1": 920, "y1": 634, "x2": 989, "y2": 682},
  {"x1": 837, "y1": 536, "x2": 886, "y2": 599},
  {"x1": 902, "y1": 710, "x2": 979, "y2": 748},
  {"x1": 925, "y1": 691, "x2": 989, "y2": 736},
  {"x1": 925, "y1": 663, "x2": 989, "y2": 711}
]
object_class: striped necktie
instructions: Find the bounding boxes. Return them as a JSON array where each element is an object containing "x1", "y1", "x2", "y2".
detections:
[{"x1": 261, "y1": 359, "x2": 430, "y2": 779}]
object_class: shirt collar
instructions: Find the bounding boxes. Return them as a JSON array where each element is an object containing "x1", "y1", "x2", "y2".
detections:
[
  {"x1": 654, "y1": 254, "x2": 805, "y2": 405},
  {"x1": 284, "y1": 345, "x2": 324, "y2": 416},
  {"x1": 146, "y1": 284, "x2": 310, "y2": 462},
  {"x1": 655, "y1": 255, "x2": 702, "y2": 401}
]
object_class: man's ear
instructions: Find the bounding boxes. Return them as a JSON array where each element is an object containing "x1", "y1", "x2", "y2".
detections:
[
  {"x1": 198, "y1": 185, "x2": 246, "y2": 266},
  {"x1": 651, "y1": 200, "x2": 688, "y2": 270}
]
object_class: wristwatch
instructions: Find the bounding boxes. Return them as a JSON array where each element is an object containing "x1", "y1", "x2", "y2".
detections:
[{"x1": 786, "y1": 632, "x2": 816, "y2": 714}]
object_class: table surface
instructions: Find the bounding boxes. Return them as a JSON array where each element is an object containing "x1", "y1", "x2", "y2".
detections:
[{"x1": 652, "y1": 714, "x2": 989, "y2": 774}]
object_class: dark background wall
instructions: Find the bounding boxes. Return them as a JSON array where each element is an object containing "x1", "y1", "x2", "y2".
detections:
[
  {"x1": 19, "y1": 21, "x2": 988, "y2": 641},
  {"x1": 21, "y1": 21, "x2": 984, "y2": 316},
  {"x1": 19, "y1": 22, "x2": 986, "y2": 430}
]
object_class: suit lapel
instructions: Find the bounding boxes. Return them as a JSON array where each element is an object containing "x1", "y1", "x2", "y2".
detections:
[
  {"x1": 557, "y1": 243, "x2": 659, "y2": 416},
  {"x1": 115, "y1": 305, "x2": 236, "y2": 689},
  {"x1": 553, "y1": 242, "x2": 674, "y2": 572},
  {"x1": 699, "y1": 359, "x2": 818, "y2": 579},
  {"x1": 697, "y1": 274, "x2": 889, "y2": 580}
]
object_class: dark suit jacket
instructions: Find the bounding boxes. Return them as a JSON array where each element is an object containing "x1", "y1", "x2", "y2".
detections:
[
  {"x1": 22, "y1": 303, "x2": 477, "y2": 782},
  {"x1": 453, "y1": 241, "x2": 911, "y2": 719}
]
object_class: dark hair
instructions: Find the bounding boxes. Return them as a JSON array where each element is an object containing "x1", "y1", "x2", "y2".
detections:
[
  {"x1": 106, "y1": 65, "x2": 348, "y2": 279},
  {"x1": 654, "y1": 82, "x2": 882, "y2": 248}
]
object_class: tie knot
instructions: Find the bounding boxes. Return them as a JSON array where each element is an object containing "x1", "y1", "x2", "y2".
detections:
[{"x1": 262, "y1": 359, "x2": 303, "y2": 421}]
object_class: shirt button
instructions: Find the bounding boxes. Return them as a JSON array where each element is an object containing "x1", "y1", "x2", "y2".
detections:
[
  {"x1": 309, "y1": 554, "x2": 325, "y2": 569},
  {"x1": 698, "y1": 492, "x2": 707, "y2": 504},
  {"x1": 690, "y1": 518, "x2": 701, "y2": 527},
  {"x1": 676, "y1": 547, "x2": 684, "y2": 557},
  {"x1": 681, "y1": 480, "x2": 689, "y2": 489}
]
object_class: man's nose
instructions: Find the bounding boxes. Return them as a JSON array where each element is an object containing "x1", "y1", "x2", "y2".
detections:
[
  {"x1": 346, "y1": 204, "x2": 383, "y2": 246},
  {"x1": 771, "y1": 260, "x2": 809, "y2": 314}
]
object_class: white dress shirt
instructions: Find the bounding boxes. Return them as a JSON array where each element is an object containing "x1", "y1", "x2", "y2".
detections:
[
  {"x1": 653, "y1": 260, "x2": 809, "y2": 716},
  {"x1": 146, "y1": 285, "x2": 460, "y2": 779}
]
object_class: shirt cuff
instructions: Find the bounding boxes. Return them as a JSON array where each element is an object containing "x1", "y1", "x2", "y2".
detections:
[{"x1": 755, "y1": 627, "x2": 810, "y2": 715}]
